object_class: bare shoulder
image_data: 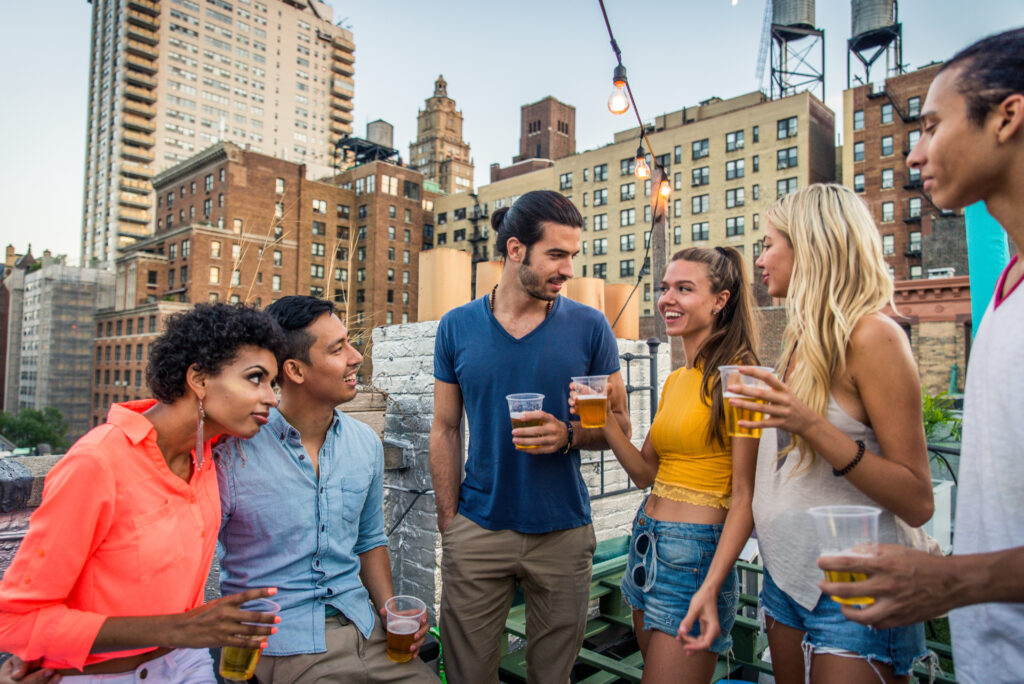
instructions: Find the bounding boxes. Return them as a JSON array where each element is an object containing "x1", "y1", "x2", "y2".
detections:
[{"x1": 849, "y1": 313, "x2": 911, "y2": 359}]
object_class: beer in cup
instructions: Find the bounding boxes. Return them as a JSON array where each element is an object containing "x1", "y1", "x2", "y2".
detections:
[
  {"x1": 718, "y1": 365, "x2": 774, "y2": 438},
  {"x1": 808, "y1": 505, "x2": 881, "y2": 606},
  {"x1": 384, "y1": 595, "x2": 426, "y2": 663},
  {"x1": 218, "y1": 598, "x2": 280, "y2": 681},
  {"x1": 506, "y1": 393, "x2": 545, "y2": 450},
  {"x1": 571, "y1": 375, "x2": 609, "y2": 428}
]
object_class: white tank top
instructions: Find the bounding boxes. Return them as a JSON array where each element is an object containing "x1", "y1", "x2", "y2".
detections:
[{"x1": 752, "y1": 397, "x2": 933, "y2": 610}]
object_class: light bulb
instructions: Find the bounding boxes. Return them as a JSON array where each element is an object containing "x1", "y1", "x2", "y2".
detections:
[
  {"x1": 634, "y1": 152, "x2": 650, "y2": 180},
  {"x1": 659, "y1": 178, "x2": 672, "y2": 198},
  {"x1": 608, "y1": 81, "x2": 629, "y2": 115}
]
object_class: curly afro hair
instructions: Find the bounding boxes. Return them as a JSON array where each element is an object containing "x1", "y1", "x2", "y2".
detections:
[{"x1": 146, "y1": 303, "x2": 287, "y2": 403}]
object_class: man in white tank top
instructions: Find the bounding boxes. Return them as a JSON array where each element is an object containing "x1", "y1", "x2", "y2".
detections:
[{"x1": 818, "y1": 27, "x2": 1024, "y2": 683}]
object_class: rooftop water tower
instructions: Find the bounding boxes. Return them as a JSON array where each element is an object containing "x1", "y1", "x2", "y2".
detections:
[
  {"x1": 847, "y1": 0, "x2": 903, "y2": 87},
  {"x1": 767, "y1": 0, "x2": 825, "y2": 100}
]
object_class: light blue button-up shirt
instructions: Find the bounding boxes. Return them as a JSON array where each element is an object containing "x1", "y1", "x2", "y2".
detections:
[{"x1": 214, "y1": 407, "x2": 387, "y2": 655}]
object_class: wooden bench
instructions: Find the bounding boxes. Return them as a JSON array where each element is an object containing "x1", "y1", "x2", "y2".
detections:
[{"x1": 498, "y1": 539, "x2": 957, "y2": 683}]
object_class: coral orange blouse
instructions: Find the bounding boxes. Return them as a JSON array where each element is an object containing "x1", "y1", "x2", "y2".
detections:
[{"x1": 0, "y1": 400, "x2": 219, "y2": 671}]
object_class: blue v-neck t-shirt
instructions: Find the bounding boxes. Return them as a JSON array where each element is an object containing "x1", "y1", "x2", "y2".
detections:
[{"x1": 433, "y1": 294, "x2": 620, "y2": 533}]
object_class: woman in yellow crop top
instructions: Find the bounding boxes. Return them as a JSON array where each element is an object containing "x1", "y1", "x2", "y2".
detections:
[{"x1": 572, "y1": 246, "x2": 760, "y2": 683}]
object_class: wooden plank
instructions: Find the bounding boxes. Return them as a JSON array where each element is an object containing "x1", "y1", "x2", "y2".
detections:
[{"x1": 575, "y1": 648, "x2": 643, "y2": 682}]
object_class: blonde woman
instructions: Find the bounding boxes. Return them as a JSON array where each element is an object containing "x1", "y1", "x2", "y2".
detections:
[{"x1": 729, "y1": 184, "x2": 935, "y2": 683}]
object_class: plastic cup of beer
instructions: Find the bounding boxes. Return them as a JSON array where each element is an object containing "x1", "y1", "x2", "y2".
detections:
[
  {"x1": 809, "y1": 505, "x2": 881, "y2": 606},
  {"x1": 718, "y1": 365, "x2": 774, "y2": 438},
  {"x1": 571, "y1": 375, "x2": 609, "y2": 428},
  {"x1": 506, "y1": 393, "x2": 545, "y2": 450},
  {"x1": 384, "y1": 595, "x2": 426, "y2": 663},
  {"x1": 218, "y1": 598, "x2": 280, "y2": 681}
]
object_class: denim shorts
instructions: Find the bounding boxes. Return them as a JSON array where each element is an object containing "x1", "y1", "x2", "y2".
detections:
[
  {"x1": 620, "y1": 504, "x2": 737, "y2": 654},
  {"x1": 759, "y1": 567, "x2": 928, "y2": 676}
]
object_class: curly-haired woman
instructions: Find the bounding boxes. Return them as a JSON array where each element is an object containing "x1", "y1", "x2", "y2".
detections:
[{"x1": 0, "y1": 304, "x2": 286, "y2": 683}]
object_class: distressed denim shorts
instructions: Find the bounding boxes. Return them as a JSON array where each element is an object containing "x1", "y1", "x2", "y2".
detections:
[
  {"x1": 759, "y1": 566, "x2": 928, "y2": 676},
  {"x1": 620, "y1": 504, "x2": 737, "y2": 654}
]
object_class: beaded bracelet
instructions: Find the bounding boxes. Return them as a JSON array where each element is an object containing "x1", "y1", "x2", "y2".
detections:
[
  {"x1": 562, "y1": 420, "x2": 574, "y2": 455},
  {"x1": 833, "y1": 439, "x2": 866, "y2": 477}
]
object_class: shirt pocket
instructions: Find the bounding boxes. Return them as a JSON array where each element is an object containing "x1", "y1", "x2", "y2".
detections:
[
  {"x1": 340, "y1": 473, "x2": 372, "y2": 523},
  {"x1": 133, "y1": 500, "x2": 186, "y2": 582}
]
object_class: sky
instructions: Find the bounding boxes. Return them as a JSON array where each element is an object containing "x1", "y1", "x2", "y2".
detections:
[{"x1": 0, "y1": 1, "x2": 1020, "y2": 265}]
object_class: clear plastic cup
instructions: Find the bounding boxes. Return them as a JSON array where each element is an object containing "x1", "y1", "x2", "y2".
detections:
[
  {"x1": 718, "y1": 365, "x2": 774, "y2": 438},
  {"x1": 506, "y1": 393, "x2": 544, "y2": 450},
  {"x1": 571, "y1": 375, "x2": 609, "y2": 428},
  {"x1": 808, "y1": 505, "x2": 881, "y2": 606},
  {"x1": 384, "y1": 595, "x2": 426, "y2": 663}
]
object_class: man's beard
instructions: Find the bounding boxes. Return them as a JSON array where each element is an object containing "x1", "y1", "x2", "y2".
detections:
[{"x1": 517, "y1": 261, "x2": 558, "y2": 302}]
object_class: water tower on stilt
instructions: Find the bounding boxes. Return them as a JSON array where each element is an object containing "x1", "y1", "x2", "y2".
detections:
[
  {"x1": 848, "y1": 0, "x2": 903, "y2": 87},
  {"x1": 769, "y1": 0, "x2": 825, "y2": 100}
]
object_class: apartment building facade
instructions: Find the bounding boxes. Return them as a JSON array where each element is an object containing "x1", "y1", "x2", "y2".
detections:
[
  {"x1": 82, "y1": 0, "x2": 355, "y2": 269},
  {"x1": 435, "y1": 91, "x2": 835, "y2": 317},
  {"x1": 409, "y1": 76, "x2": 474, "y2": 195},
  {"x1": 842, "y1": 63, "x2": 960, "y2": 280}
]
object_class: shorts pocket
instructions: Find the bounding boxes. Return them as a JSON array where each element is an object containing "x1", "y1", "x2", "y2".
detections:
[{"x1": 655, "y1": 533, "x2": 706, "y2": 573}]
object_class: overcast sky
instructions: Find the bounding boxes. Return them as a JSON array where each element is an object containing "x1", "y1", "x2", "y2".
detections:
[{"x1": 1, "y1": 1, "x2": 1019, "y2": 265}]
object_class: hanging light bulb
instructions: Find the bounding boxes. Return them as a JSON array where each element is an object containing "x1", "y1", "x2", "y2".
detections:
[
  {"x1": 607, "y1": 65, "x2": 629, "y2": 115},
  {"x1": 634, "y1": 146, "x2": 650, "y2": 180},
  {"x1": 659, "y1": 176, "x2": 672, "y2": 198}
]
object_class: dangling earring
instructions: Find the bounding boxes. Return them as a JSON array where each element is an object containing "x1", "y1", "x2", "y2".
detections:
[{"x1": 194, "y1": 397, "x2": 206, "y2": 471}]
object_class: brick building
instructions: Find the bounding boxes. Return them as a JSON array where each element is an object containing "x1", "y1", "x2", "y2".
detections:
[
  {"x1": 491, "y1": 96, "x2": 576, "y2": 183},
  {"x1": 842, "y1": 63, "x2": 964, "y2": 280},
  {"x1": 92, "y1": 142, "x2": 435, "y2": 426}
]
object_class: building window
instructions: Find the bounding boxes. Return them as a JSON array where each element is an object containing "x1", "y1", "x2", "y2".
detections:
[
  {"x1": 752, "y1": 155, "x2": 759, "y2": 172},
  {"x1": 593, "y1": 214, "x2": 608, "y2": 231},
  {"x1": 402, "y1": 271, "x2": 410, "y2": 285},
  {"x1": 275, "y1": 177, "x2": 285, "y2": 194},
  {"x1": 203, "y1": 198, "x2": 212, "y2": 217},
  {"x1": 620, "y1": 157, "x2": 635, "y2": 176},
  {"x1": 691, "y1": 222, "x2": 709, "y2": 241},
  {"x1": 725, "y1": 187, "x2": 745, "y2": 208},
  {"x1": 853, "y1": 110, "x2": 864, "y2": 130},
  {"x1": 312, "y1": 221, "x2": 326, "y2": 236},
  {"x1": 311, "y1": 264, "x2": 324, "y2": 279},
  {"x1": 273, "y1": 250, "x2": 282, "y2": 266},
  {"x1": 674, "y1": 145, "x2": 682, "y2": 164},
  {"x1": 882, "y1": 201, "x2": 895, "y2": 222},
  {"x1": 777, "y1": 177, "x2": 798, "y2": 198},
  {"x1": 753, "y1": 213, "x2": 760, "y2": 230},
  {"x1": 205, "y1": 174, "x2": 213, "y2": 191},
  {"x1": 619, "y1": 208, "x2": 636, "y2": 227},
  {"x1": 453, "y1": 229, "x2": 466, "y2": 242},
  {"x1": 853, "y1": 141, "x2": 865, "y2": 162},
  {"x1": 692, "y1": 194, "x2": 709, "y2": 214},
  {"x1": 692, "y1": 138, "x2": 709, "y2": 160},
  {"x1": 692, "y1": 166, "x2": 709, "y2": 186},
  {"x1": 909, "y1": 230, "x2": 922, "y2": 253},
  {"x1": 593, "y1": 238, "x2": 608, "y2": 255},
  {"x1": 593, "y1": 188, "x2": 607, "y2": 206},
  {"x1": 881, "y1": 168, "x2": 894, "y2": 189},
  {"x1": 620, "y1": 183, "x2": 635, "y2": 201},
  {"x1": 908, "y1": 197, "x2": 922, "y2": 218},
  {"x1": 673, "y1": 225, "x2": 682, "y2": 245},
  {"x1": 777, "y1": 146, "x2": 799, "y2": 169},
  {"x1": 594, "y1": 164, "x2": 608, "y2": 181},
  {"x1": 272, "y1": 274, "x2": 281, "y2": 291},
  {"x1": 777, "y1": 116, "x2": 798, "y2": 139},
  {"x1": 907, "y1": 96, "x2": 921, "y2": 118},
  {"x1": 620, "y1": 259, "x2": 635, "y2": 278},
  {"x1": 559, "y1": 172, "x2": 573, "y2": 190},
  {"x1": 854, "y1": 174, "x2": 865, "y2": 193},
  {"x1": 725, "y1": 130, "x2": 744, "y2": 151},
  {"x1": 387, "y1": 268, "x2": 395, "y2": 282},
  {"x1": 209, "y1": 266, "x2": 220, "y2": 284},
  {"x1": 673, "y1": 199, "x2": 682, "y2": 218},
  {"x1": 231, "y1": 269, "x2": 241, "y2": 287},
  {"x1": 726, "y1": 216, "x2": 745, "y2": 236},
  {"x1": 181, "y1": 239, "x2": 190, "y2": 257},
  {"x1": 752, "y1": 125, "x2": 759, "y2": 143},
  {"x1": 881, "y1": 103, "x2": 893, "y2": 124},
  {"x1": 312, "y1": 242, "x2": 325, "y2": 257},
  {"x1": 881, "y1": 136, "x2": 894, "y2": 157},
  {"x1": 674, "y1": 172, "x2": 682, "y2": 191},
  {"x1": 910, "y1": 265, "x2": 923, "y2": 279},
  {"x1": 593, "y1": 263, "x2": 607, "y2": 279},
  {"x1": 752, "y1": 184, "x2": 760, "y2": 200},
  {"x1": 725, "y1": 159, "x2": 745, "y2": 180},
  {"x1": 882, "y1": 234, "x2": 895, "y2": 256},
  {"x1": 620, "y1": 234, "x2": 636, "y2": 252}
]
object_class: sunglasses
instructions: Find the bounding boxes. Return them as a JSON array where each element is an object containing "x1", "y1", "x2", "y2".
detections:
[{"x1": 631, "y1": 529, "x2": 657, "y2": 593}]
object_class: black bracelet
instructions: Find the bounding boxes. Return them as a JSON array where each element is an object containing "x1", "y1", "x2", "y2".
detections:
[
  {"x1": 833, "y1": 440, "x2": 866, "y2": 477},
  {"x1": 562, "y1": 420, "x2": 574, "y2": 455}
]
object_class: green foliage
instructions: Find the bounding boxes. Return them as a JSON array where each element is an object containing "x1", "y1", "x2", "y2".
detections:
[
  {"x1": 0, "y1": 407, "x2": 69, "y2": 451},
  {"x1": 922, "y1": 390, "x2": 962, "y2": 442}
]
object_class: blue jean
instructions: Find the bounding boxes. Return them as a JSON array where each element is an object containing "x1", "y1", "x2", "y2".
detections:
[
  {"x1": 620, "y1": 504, "x2": 737, "y2": 654},
  {"x1": 759, "y1": 567, "x2": 928, "y2": 676}
]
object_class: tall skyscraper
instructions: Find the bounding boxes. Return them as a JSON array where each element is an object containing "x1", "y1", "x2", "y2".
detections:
[
  {"x1": 409, "y1": 76, "x2": 473, "y2": 195},
  {"x1": 81, "y1": 0, "x2": 355, "y2": 269}
]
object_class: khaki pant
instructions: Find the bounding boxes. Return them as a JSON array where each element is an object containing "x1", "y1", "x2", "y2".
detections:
[
  {"x1": 254, "y1": 614, "x2": 438, "y2": 684},
  {"x1": 439, "y1": 513, "x2": 597, "y2": 684}
]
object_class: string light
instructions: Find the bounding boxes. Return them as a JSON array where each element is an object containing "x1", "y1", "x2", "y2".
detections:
[
  {"x1": 658, "y1": 174, "x2": 672, "y2": 198},
  {"x1": 634, "y1": 146, "x2": 650, "y2": 179},
  {"x1": 607, "y1": 65, "x2": 629, "y2": 115}
]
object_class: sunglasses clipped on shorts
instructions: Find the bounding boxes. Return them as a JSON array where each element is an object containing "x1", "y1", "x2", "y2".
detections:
[{"x1": 631, "y1": 529, "x2": 657, "y2": 593}]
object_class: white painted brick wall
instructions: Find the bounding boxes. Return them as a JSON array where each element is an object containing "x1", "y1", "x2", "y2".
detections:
[{"x1": 373, "y1": 323, "x2": 670, "y2": 617}]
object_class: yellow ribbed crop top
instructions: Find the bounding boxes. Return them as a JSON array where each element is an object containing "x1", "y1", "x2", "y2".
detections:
[{"x1": 649, "y1": 366, "x2": 733, "y2": 508}]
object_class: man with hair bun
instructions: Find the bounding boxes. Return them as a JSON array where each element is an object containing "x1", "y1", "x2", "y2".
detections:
[
  {"x1": 817, "y1": 27, "x2": 1024, "y2": 680},
  {"x1": 430, "y1": 190, "x2": 631, "y2": 683}
]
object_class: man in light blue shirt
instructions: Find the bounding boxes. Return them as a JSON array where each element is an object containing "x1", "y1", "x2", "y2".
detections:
[{"x1": 215, "y1": 296, "x2": 436, "y2": 683}]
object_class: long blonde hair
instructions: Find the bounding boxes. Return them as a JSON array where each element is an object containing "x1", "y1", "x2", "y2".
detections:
[{"x1": 766, "y1": 184, "x2": 894, "y2": 468}]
